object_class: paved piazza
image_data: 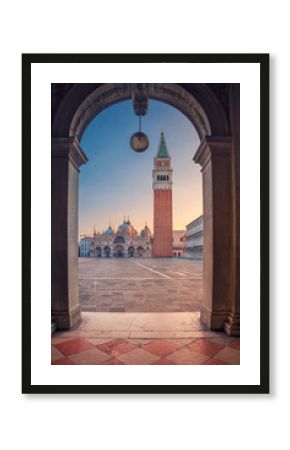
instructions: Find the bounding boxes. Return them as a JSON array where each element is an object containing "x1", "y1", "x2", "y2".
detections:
[{"x1": 79, "y1": 257, "x2": 203, "y2": 313}]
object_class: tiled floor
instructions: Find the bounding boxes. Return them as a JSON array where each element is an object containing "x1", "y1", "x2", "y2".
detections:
[{"x1": 52, "y1": 336, "x2": 240, "y2": 365}]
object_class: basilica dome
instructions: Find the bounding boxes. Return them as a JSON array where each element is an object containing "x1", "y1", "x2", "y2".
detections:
[
  {"x1": 103, "y1": 225, "x2": 114, "y2": 237},
  {"x1": 118, "y1": 219, "x2": 136, "y2": 237},
  {"x1": 141, "y1": 224, "x2": 151, "y2": 239}
]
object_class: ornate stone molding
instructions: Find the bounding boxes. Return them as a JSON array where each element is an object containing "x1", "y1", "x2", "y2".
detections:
[
  {"x1": 51, "y1": 137, "x2": 88, "y2": 171},
  {"x1": 193, "y1": 136, "x2": 232, "y2": 170},
  {"x1": 69, "y1": 83, "x2": 211, "y2": 141}
]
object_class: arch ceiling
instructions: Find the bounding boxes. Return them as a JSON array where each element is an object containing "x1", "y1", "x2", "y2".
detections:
[{"x1": 52, "y1": 83, "x2": 230, "y2": 141}]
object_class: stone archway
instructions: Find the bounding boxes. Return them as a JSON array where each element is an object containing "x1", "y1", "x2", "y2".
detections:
[
  {"x1": 128, "y1": 246, "x2": 135, "y2": 257},
  {"x1": 104, "y1": 246, "x2": 111, "y2": 258},
  {"x1": 137, "y1": 246, "x2": 145, "y2": 257},
  {"x1": 51, "y1": 83, "x2": 240, "y2": 336},
  {"x1": 95, "y1": 247, "x2": 102, "y2": 258},
  {"x1": 52, "y1": 83, "x2": 229, "y2": 141},
  {"x1": 114, "y1": 245, "x2": 124, "y2": 258}
]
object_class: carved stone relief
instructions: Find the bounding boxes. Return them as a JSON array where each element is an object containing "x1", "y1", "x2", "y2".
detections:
[{"x1": 69, "y1": 83, "x2": 211, "y2": 141}]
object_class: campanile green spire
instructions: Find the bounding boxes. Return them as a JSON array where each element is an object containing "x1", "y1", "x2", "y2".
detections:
[{"x1": 156, "y1": 130, "x2": 170, "y2": 158}]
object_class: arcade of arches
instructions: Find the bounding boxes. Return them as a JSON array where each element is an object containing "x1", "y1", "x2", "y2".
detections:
[{"x1": 51, "y1": 83, "x2": 240, "y2": 337}]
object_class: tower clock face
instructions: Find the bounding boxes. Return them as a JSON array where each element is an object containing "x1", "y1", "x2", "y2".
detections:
[{"x1": 130, "y1": 132, "x2": 149, "y2": 152}]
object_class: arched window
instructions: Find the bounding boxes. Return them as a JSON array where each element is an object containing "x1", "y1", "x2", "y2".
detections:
[
  {"x1": 114, "y1": 235, "x2": 125, "y2": 244},
  {"x1": 128, "y1": 246, "x2": 135, "y2": 257},
  {"x1": 137, "y1": 246, "x2": 145, "y2": 257},
  {"x1": 104, "y1": 246, "x2": 111, "y2": 257}
]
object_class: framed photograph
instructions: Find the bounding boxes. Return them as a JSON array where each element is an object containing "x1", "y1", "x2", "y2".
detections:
[{"x1": 22, "y1": 53, "x2": 269, "y2": 394}]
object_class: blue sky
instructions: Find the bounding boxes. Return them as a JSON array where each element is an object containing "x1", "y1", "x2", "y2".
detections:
[{"x1": 79, "y1": 99, "x2": 202, "y2": 236}]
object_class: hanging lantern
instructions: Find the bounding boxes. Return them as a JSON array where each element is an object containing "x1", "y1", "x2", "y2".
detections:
[
  {"x1": 130, "y1": 84, "x2": 150, "y2": 153},
  {"x1": 130, "y1": 130, "x2": 149, "y2": 153}
]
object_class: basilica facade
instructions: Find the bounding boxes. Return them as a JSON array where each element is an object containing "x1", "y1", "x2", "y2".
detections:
[{"x1": 79, "y1": 219, "x2": 152, "y2": 258}]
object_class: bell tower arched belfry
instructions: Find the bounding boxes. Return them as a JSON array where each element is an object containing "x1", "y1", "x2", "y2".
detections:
[{"x1": 152, "y1": 131, "x2": 173, "y2": 257}]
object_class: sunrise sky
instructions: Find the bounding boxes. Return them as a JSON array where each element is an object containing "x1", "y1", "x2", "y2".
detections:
[{"x1": 79, "y1": 99, "x2": 202, "y2": 237}]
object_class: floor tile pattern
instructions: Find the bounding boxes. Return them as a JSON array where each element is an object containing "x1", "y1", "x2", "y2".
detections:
[{"x1": 52, "y1": 336, "x2": 240, "y2": 365}]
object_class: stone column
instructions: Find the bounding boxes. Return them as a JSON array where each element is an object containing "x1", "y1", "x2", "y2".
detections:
[
  {"x1": 194, "y1": 136, "x2": 233, "y2": 332},
  {"x1": 51, "y1": 137, "x2": 88, "y2": 329},
  {"x1": 224, "y1": 85, "x2": 240, "y2": 336}
]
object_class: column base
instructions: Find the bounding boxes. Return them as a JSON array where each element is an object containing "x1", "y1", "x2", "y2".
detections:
[
  {"x1": 200, "y1": 305, "x2": 228, "y2": 331},
  {"x1": 52, "y1": 304, "x2": 81, "y2": 330},
  {"x1": 224, "y1": 312, "x2": 240, "y2": 337}
]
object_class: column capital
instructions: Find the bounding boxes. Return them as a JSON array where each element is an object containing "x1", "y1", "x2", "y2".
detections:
[
  {"x1": 193, "y1": 136, "x2": 232, "y2": 169},
  {"x1": 51, "y1": 137, "x2": 88, "y2": 170}
]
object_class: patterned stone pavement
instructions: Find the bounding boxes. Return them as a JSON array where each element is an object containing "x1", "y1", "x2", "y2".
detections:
[
  {"x1": 79, "y1": 258, "x2": 203, "y2": 312},
  {"x1": 51, "y1": 336, "x2": 240, "y2": 365}
]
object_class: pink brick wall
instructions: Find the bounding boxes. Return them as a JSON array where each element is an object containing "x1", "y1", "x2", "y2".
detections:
[{"x1": 153, "y1": 190, "x2": 173, "y2": 256}]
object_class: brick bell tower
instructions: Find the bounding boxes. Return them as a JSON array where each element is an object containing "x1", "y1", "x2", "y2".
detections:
[{"x1": 152, "y1": 131, "x2": 173, "y2": 257}]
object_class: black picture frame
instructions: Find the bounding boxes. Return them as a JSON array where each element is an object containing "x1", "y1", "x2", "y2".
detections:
[{"x1": 22, "y1": 53, "x2": 269, "y2": 394}]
